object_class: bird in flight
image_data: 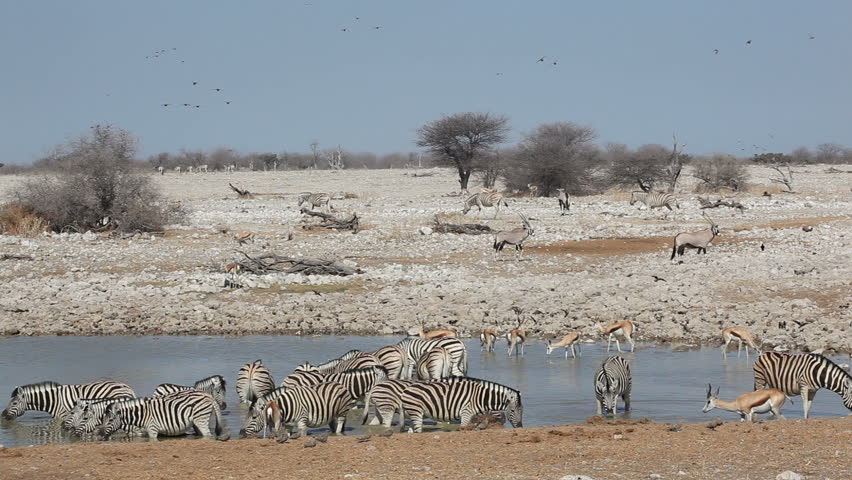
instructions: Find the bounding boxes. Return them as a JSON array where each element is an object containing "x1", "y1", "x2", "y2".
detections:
[
  {"x1": 713, "y1": 48, "x2": 719, "y2": 54},
  {"x1": 341, "y1": 27, "x2": 347, "y2": 32},
  {"x1": 161, "y1": 104, "x2": 170, "y2": 107},
  {"x1": 536, "y1": 57, "x2": 545, "y2": 63},
  {"x1": 192, "y1": 81, "x2": 198, "y2": 86},
  {"x1": 355, "y1": 16, "x2": 360, "y2": 20},
  {"x1": 496, "y1": 72, "x2": 503, "y2": 76},
  {"x1": 225, "y1": 101, "x2": 231, "y2": 104},
  {"x1": 213, "y1": 88, "x2": 222, "y2": 92},
  {"x1": 374, "y1": 26, "x2": 381, "y2": 30},
  {"x1": 808, "y1": 34, "x2": 816, "y2": 40},
  {"x1": 746, "y1": 40, "x2": 752, "y2": 45},
  {"x1": 552, "y1": 60, "x2": 558, "y2": 66}
]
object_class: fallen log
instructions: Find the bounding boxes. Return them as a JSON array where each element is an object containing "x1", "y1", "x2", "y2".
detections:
[
  {"x1": 697, "y1": 196, "x2": 747, "y2": 211},
  {"x1": 432, "y1": 216, "x2": 494, "y2": 235},
  {"x1": 229, "y1": 183, "x2": 253, "y2": 198},
  {"x1": 300, "y1": 207, "x2": 359, "y2": 233},
  {"x1": 234, "y1": 251, "x2": 362, "y2": 276},
  {"x1": 1, "y1": 253, "x2": 33, "y2": 261}
]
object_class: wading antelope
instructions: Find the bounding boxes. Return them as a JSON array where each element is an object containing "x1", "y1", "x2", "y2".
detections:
[
  {"x1": 234, "y1": 231, "x2": 255, "y2": 245},
  {"x1": 527, "y1": 184, "x2": 540, "y2": 197},
  {"x1": 703, "y1": 384, "x2": 787, "y2": 422},
  {"x1": 546, "y1": 333, "x2": 581, "y2": 359},
  {"x1": 416, "y1": 319, "x2": 457, "y2": 339},
  {"x1": 507, "y1": 316, "x2": 530, "y2": 357},
  {"x1": 493, "y1": 213, "x2": 534, "y2": 261},
  {"x1": 480, "y1": 328, "x2": 499, "y2": 352},
  {"x1": 671, "y1": 213, "x2": 720, "y2": 260},
  {"x1": 556, "y1": 188, "x2": 570, "y2": 215},
  {"x1": 597, "y1": 320, "x2": 636, "y2": 353},
  {"x1": 721, "y1": 327, "x2": 760, "y2": 359}
]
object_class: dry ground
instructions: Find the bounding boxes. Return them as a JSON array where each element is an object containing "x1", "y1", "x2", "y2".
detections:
[{"x1": 1, "y1": 418, "x2": 849, "y2": 480}]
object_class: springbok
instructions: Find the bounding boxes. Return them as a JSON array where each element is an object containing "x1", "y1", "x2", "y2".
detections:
[
  {"x1": 507, "y1": 316, "x2": 530, "y2": 357},
  {"x1": 480, "y1": 328, "x2": 499, "y2": 352},
  {"x1": 186, "y1": 165, "x2": 194, "y2": 174},
  {"x1": 493, "y1": 213, "x2": 534, "y2": 261},
  {"x1": 546, "y1": 333, "x2": 581, "y2": 359},
  {"x1": 416, "y1": 319, "x2": 457, "y2": 339},
  {"x1": 234, "y1": 231, "x2": 255, "y2": 245},
  {"x1": 671, "y1": 212, "x2": 720, "y2": 260},
  {"x1": 224, "y1": 262, "x2": 242, "y2": 288},
  {"x1": 597, "y1": 320, "x2": 636, "y2": 353},
  {"x1": 721, "y1": 327, "x2": 760, "y2": 359},
  {"x1": 198, "y1": 164, "x2": 209, "y2": 173},
  {"x1": 527, "y1": 184, "x2": 540, "y2": 197},
  {"x1": 703, "y1": 384, "x2": 788, "y2": 422},
  {"x1": 226, "y1": 164, "x2": 236, "y2": 173},
  {"x1": 174, "y1": 166, "x2": 182, "y2": 174}
]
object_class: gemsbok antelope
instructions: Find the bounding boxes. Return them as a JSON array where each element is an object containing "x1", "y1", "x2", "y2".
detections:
[
  {"x1": 556, "y1": 188, "x2": 570, "y2": 215},
  {"x1": 597, "y1": 320, "x2": 636, "y2": 353},
  {"x1": 721, "y1": 327, "x2": 760, "y2": 359},
  {"x1": 702, "y1": 384, "x2": 788, "y2": 422},
  {"x1": 480, "y1": 328, "x2": 499, "y2": 352},
  {"x1": 546, "y1": 333, "x2": 582, "y2": 359},
  {"x1": 493, "y1": 213, "x2": 534, "y2": 261},
  {"x1": 671, "y1": 213, "x2": 720, "y2": 260}
]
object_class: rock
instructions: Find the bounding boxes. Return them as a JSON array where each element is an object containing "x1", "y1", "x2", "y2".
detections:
[
  {"x1": 559, "y1": 476, "x2": 596, "y2": 480},
  {"x1": 706, "y1": 417, "x2": 724, "y2": 430},
  {"x1": 419, "y1": 226, "x2": 433, "y2": 235},
  {"x1": 669, "y1": 424, "x2": 682, "y2": 432},
  {"x1": 776, "y1": 472, "x2": 803, "y2": 480},
  {"x1": 303, "y1": 438, "x2": 317, "y2": 448},
  {"x1": 612, "y1": 434, "x2": 624, "y2": 440}
]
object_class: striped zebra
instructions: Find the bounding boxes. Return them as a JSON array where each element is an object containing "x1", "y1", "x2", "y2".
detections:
[
  {"x1": 595, "y1": 356, "x2": 632, "y2": 416},
  {"x1": 98, "y1": 391, "x2": 225, "y2": 440},
  {"x1": 240, "y1": 382, "x2": 354, "y2": 437},
  {"x1": 296, "y1": 352, "x2": 381, "y2": 375},
  {"x1": 361, "y1": 379, "x2": 414, "y2": 429},
  {"x1": 236, "y1": 360, "x2": 276, "y2": 404},
  {"x1": 396, "y1": 337, "x2": 468, "y2": 379},
  {"x1": 462, "y1": 192, "x2": 509, "y2": 218},
  {"x1": 323, "y1": 366, "x2": 389, "y2": 402},
  {"x1": 298, "y1": 192, "x2": 331, "y2": 211},
  {"x1": 416, "y1": 347, "x2": 453, "y2": 381},
  {"x1": 280, "y1": 370, "x2": 326, "y2": 389},
  {"x1": 371, "y1": 345, "x2": 408, "y2": 380},
  {"x1": 629, "y1": 191, "x2": 679, "y2": 211},
  {"x1": 152, "y1": 375, "x2": 227, "y2": 409},
  {"x1": 400, "y1": 376, "x2": 523, "y2": 433},
  {"x1": 753, "y1": 352, "x2": 852, "y2": 418},
  {"x1": 2, "y1": 380, "x2": 136, "y2": 421},
  {"x1": 66, "y1": 397, "x2": 140, "y2": 436}
]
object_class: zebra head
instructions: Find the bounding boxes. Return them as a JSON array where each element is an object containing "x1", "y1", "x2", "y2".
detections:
[
  {"x1": 505, "y1": 391, "x2": 523, "y2": 428},
  {"x1": 98, "y1": 403, "x2": 124, "y2": 439},
  {"x1": 702, "y1": 384, "x2": 721, "y2": 413},
  {"x1": 596, "y1": 374, "x2": 621, "y2": 416},
  {"x1": 629, "y1": 191, "x2": 643, "y2": 206},
  {"x1": 2, "y1": 386, "x2": 26, "y2": 419},
  {"x1": 200, "y1": 375, "x2": 227, "y2": 410},
  {"x1": 62, "y1": 399, "x2": 90, "y2": 431},
  {"x1": 843, "y1": 377, "x2": 852, "y2": 411},
  {"x1": 239, "y1": 400, "x2": 269, "y2": 438}
]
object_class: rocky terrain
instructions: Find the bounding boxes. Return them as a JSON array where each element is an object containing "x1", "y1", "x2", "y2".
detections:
[{"x1": 0, "y1": 165, "x2": 850, "y2": 352}]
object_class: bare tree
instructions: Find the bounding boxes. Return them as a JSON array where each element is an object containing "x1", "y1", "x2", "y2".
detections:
[
  {"x1": 769, "y1": 164, "x2": 795, "y2": 193},
  {"x1": 663, "y1": 134, "x2": 686, "y2": 193},
  {"x1": 692, "y1": 154, "x2": 749, "y2": 192},
  {"x1": 309, "y1": 141, "x2": 320, "y2": 169},
  {"x1": 607, "y1": 143, "x2": 670, "y2": 192},
  {"x1": 790, "y1": 146, "x2": 813, "y2": 164},
  {"x1": 324, "y1": 145, "x2": 345, "y2": 170},
  {"x1": 416, "y1": 112, "x2": 509, "y2": 191},
  {"x1": 816, "y1": 143, "x2": 846, "y2": 164}
]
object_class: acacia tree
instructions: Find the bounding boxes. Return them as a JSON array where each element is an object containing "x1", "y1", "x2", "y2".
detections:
[{"x1": 416, "y1": 112, "x2": 509, "y2": 191}]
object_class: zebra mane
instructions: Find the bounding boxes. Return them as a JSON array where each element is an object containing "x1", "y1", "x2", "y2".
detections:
[
  {"x1": 107, "y1": 397, "x2": 150, "y2": 411},
  {"x1": 14, "y1": 381, "x2": 62, "y2": 396},
  {"x1": 444, "y1": 376, "x2": 520, "y2": 396},
  {"x1": 809, "y1": 354, "x2": 852, "y2": 380}
]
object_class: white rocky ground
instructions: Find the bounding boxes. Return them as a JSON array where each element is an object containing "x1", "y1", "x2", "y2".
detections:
[{"x1": 0, "y1": 165, "x2": 850, "y2": 352}]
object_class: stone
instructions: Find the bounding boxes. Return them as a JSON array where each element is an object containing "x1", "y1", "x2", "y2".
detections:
[
  {"x1": 419, "y1": 226, "x2": 433, "y2": 235},
  {"x1": 775, "y1": 472, "x2": 803, "y2": 480}
]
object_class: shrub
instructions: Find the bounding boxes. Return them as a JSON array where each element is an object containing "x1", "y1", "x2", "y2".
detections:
[
  {"x1": 13, "y1": 125, "x2": 183, "y2": 232},
  {"x1": 0, "y1": 203, "x2": 49, "y2": 237},
  {"x1": 692, "y1": 154, "x2": 750, "y2": 192}
]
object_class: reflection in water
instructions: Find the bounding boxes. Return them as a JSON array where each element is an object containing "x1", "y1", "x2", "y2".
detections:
[{"x1": 0, "y1": 336, "x2": 848, "y2": 447}]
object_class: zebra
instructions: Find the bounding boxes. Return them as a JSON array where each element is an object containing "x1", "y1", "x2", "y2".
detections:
[
  {"x1": 296, "y1": 352, "x2": 381, "y2": 376},
  {"x1": 240, "y1": 382, "x2": 354, "y2": 438},
  {"x1": 280, "y1": 370, "x2": 326, "y2": 389},
  {"x1": 753, "y1": 352, "x2": 852, "y2": 419},
  {"x1": 98, "y1": 391, "x2": 225, "y2": 441},
  {"x1": 236, "y1": 359, "x2": 276, "y2": 404},
  {"x1": 66, "y1": 397, "x2": 140, "y2": 436},
  {"x1": 2, "y1": 380, "x2": 136, "y2": 421},
  {"x1": 361, "y1": 379, "x2": 414, "y2": 429},
  {"x1": 396, "y1": 337, "x2": 468, "y2": 379},
  {"x1": 556, "y1": 188, "x2": 570, "y2": 215},
  {"x1": 298, "y1": 192, "x2": 331, "y2": 211},
  {"x1": 400, "y1": 376, "x2": 523, "y2": 433},
  {"x1": 629, "y1": 191, "x2": 679, "y2": 211},
  {"x1": 462, "y1": 192, "x2": 509, "y2": 219},
  {"x1": 416, "y1": 347, "x2": 453, "y2": 381},
  {"x1": 371, "y1": 345, "x2": 408, "y2": 380},
  {"x1": 323, "y1": 366, "x2": 389, "y2": 402},
  {"x1": 152, "y1": 375, "x2": 227, "y2": 409},
  {"x1": 595, "y1": 356, "x2": 632, "y2": 416}
]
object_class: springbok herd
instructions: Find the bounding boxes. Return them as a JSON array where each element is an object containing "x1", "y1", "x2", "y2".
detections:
[{"x1": 3, "y1": 323, "x2": 850, "y2": 442}]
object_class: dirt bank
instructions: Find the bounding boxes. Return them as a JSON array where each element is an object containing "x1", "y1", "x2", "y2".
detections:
[{"x1": 1, "y1": 417, "x2": 849, "y2": 480}]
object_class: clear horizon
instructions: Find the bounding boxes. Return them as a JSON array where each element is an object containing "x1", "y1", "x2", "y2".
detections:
[{"x1": 2, "y1": 0, "x2": 851, "y2": 164}]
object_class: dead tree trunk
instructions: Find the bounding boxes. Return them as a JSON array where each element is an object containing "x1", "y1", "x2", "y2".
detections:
[
  {"x1": 432, "y1": 216, "x2": 494, "y2": 235},
  {"x1": 300, "y1": 207, "x2": 360, "y2": 233},
  {"x1": 664, "y1": 133, "x2": 685, "y2": 193},
  {"x1": 697, "y1": 196, "x2": 747, "y2": 211},
  {"x1": 769, "y1": 165, "x2": 795, "y2": 193},
  {"x1": 229, "y1": 183, "x2": 253, "y2": 198},
  {"x1": 234, "y1": 251, "x2": 361, "y2": 276}
]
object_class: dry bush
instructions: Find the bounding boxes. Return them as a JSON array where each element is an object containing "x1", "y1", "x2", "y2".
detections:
[
  {"x1": 692, "y1": 155, "x2": 750, "y2": 192},
  {"x1": 0, "y1": 203, "x2": 49, "y2": 237}
]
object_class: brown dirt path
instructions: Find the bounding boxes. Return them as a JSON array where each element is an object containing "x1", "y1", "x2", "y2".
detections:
[{"x1": 1, "y1": 418, "x2": 849, "y2": 480}]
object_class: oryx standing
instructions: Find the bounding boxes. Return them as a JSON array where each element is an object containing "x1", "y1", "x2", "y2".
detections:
[
  {"x1": 556, "y1": 188, "x2": 570, "y2": 215},
  {"x1": 493, "y1": 213, "x2": 534, "y2": 261},
  {"x1": 671, "y1": 213, "x2": 720, "y2": 260}
]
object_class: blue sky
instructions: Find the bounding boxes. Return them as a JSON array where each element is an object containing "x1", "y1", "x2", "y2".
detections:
[{"x1": 1, "y1": 1, "x2": 850, "y2": 163}]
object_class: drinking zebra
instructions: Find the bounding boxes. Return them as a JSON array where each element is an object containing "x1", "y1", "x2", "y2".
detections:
[
  {"x1": 361, "y1": 379, "x2": 414, "y2": 429},
  {"x1": 416, "y1": 347, "x2": 453, "y2": 381},
  {"x1": 400, "y1": 376, "x2": 523, "y2": 433},
  {"x1": 152, "y1": 375, "x2": 227, "y2": 409},
  {"x1": 2, "y1": 380, "x2": 136, "y2": 421},
  {"x1": 240, "y1": 382, "x2": 354, "y2": 438},
  {"x1": 462, "y1": 192, "x2": 509, "y2": 218},
  {"x1": 280, "y1": 370, "x2": 326, "y2": 389},
  {"x1": 323, "y1": 366, "x2": 389, "y2": 402},
  {"x1": 66, "y1": 397, "x2": 138, "y2": 435},
  {"x1": 753, "y1": 352, "x2": 852, "y2": 418},
  {"x1": 296, "y1": 352, "x2": 381, "y2": 376},
  {"x1": 396, "y1": 337, "x2": 468, "y2": 379},
  {"x1": 98, "y1": 391, "x2": 225, "y2": 441},
  {"x1": 236, "y1": 360, "x2": 276, "y2": 404},
  {"x1": 629, "y1": 191, "x2": 679, "y2": 211},
  {"x1": 298, "y1": 192, "x2": 331, "y2": 211},
  {"x1": 595, "y1": 356, "x2": 632, "y2": 416},
  {"x1": 371, "y1": 345, "x2": 408, "y2": 380}
]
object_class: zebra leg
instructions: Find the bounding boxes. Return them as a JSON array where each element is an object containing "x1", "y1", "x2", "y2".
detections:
[
  {"x1": 194, "y1": 416, "x2": 214, "y2": 438},
  {"x1": 409, "y1": 410, "x2": 424, "y2": 433},
  {"x1": 146, "y1": 427, "x2": 160, "y2": 441},
  {"x1": 623, "y1": 392, "x2": 630, "y2": 412},
  {"x1": 596, "y1": 397, "x2": 603, "y2": 416},
  {"x1": 802, "y1": 388, "x2": 815, "y2": 419},
  {"x1": 297, "y1": 418, "x2": 308, "y2": 437},
  {"x1": 459, "y1": 406, "x2": 475, "y2": 427}
]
